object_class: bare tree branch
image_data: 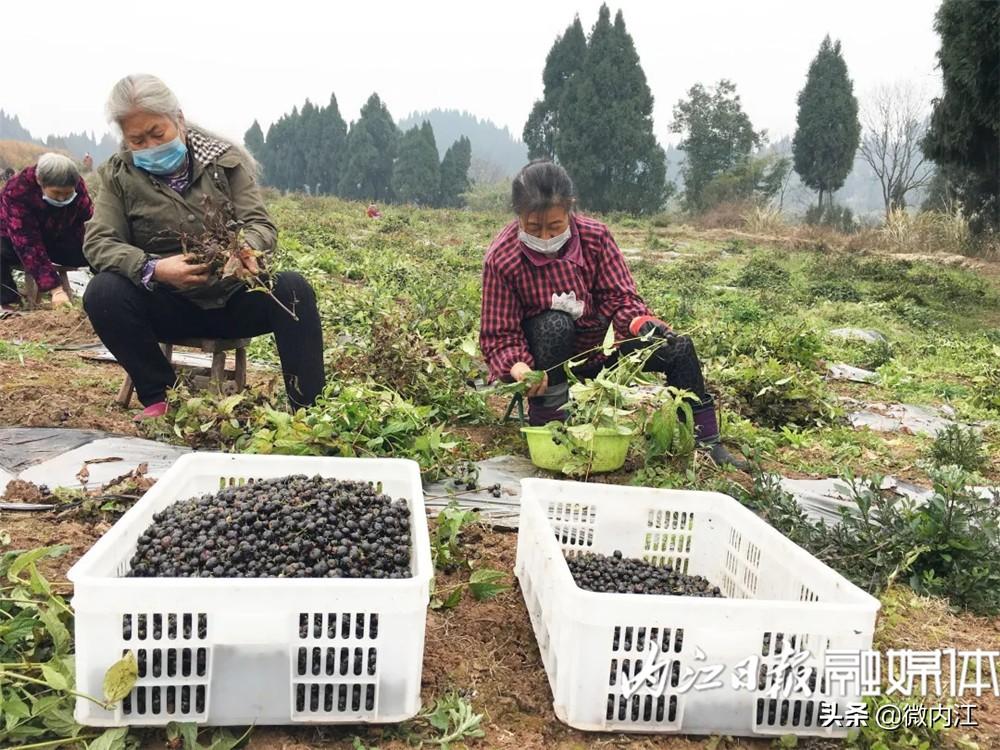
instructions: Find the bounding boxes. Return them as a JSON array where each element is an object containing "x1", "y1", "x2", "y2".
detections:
[{"x1": 859, "y1": 82, "x2": 934, "y2": 219}]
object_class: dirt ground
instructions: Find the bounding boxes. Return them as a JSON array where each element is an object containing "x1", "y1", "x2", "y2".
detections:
[
  {"x1": 3, "y1": 507, "x2": 995, "y2": 750},
  {"x1": 2, "y1": 306, "x2": 997, "y2": 750}
]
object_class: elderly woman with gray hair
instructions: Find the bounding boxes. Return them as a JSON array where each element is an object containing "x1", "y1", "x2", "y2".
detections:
[
  {"x1": 84, "y1": 74, "x2": 324, "y2": 420},
  {"x1": 1, "y1": 153, "x2": 93, "y2": 308}
]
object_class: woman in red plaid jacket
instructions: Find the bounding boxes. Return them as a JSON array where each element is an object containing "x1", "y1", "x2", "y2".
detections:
[{"x1": 479, "y1": 160, "x2": 746, "y2": 469}]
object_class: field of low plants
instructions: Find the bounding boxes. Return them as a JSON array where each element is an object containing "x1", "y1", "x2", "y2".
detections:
[{"x1": 1, "y1": 194, "x2": 998, "y2": 749}]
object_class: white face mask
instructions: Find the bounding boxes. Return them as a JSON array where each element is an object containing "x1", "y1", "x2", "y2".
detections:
[{"x1": 519, "y1": 226, "x2": 571, "y2": 257}]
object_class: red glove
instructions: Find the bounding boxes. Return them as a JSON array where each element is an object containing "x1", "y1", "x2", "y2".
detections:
[{"x1": 629, "y1": 315, "x2": 672, "y2": 338}]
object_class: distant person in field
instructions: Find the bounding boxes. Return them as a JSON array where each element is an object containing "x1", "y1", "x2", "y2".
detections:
[
  {"x1": 366, "y1": 203, "x2": 381, "y2": 219},
  {"x1": 1, "y1": 153, "x2": 93, "y2": 309},
  {"x1": 479, "y1": 160, "x2": 748, "y2": 469},
  {"x1": 82, "y1": 153, "x2": 94, "y2": 173},
  {"x1": 83, "y1": 74, "x2": 325, "y2": 420}
]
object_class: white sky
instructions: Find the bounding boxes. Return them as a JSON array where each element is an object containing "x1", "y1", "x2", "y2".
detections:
[{"x1": 2, "y1": 0, "x2": 942, "y2": 147}]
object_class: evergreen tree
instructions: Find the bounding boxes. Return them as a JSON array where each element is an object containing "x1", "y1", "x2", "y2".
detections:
[
  {"x1": 339, "y1": 93, "x2": 399, "y2": 201},
  {"x1": 438, "y1": 136, "x2": 472, "y2": 207},
  {"x1": 318, "y1": 94, "x2": 348, "y2": 196},
  {"x1": 300, "y1": 100, "x2": 324, "y2": 192},
  {"x1": 243, "y1": 120, "x2": 265, "y2": 159},
  {"x1": 792, "y1": 35, "x2": 860, "y2": 208},
  {"x1": 923, "y1": 0, "x2": 1000, "y2": 234},
  {"x1": 392, "y1": 122, "x2": 441, "y2": 205},
  {"x1": 556, "y1": 6, "x2": 666, "y2": 214},
  {"x1": 284, "y1": 106, "x2": 308, "y2": 191},
  {"x1": 0, "y1": 110, "x2": 37, "y2": 142},
  {"x1": 671, "y1": 80, "x2": 762, "y2": 212},
  {"x1": 523, "y1": 17, "x2": 587, "y2": 160}
]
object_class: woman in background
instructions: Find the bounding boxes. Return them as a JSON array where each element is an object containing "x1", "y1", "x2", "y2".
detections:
[
  {"x1": 479, "y1": 160, "x2": 747, "y2": 469},
  {"x1": 1, "y1": 153, "x2": 92, "y2": 308}
]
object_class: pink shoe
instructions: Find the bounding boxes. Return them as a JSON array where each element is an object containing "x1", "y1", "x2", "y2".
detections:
[{"x1": 134, "y1": 401, "x2": 168, "y2": 421}]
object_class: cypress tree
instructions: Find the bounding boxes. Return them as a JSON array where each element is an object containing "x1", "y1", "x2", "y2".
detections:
[
  {"x1": 339, "y1": 93, "x2": 399, "y2": 201},
  {"x1": 300, "y1": 100, "x2": 324, "y2": 192},
  {"x1": 523, "y1": 17, "x2": 587, "y2": 160},
  {"x1": 243, "y1": 120, "x2": 265, "y2": 160},
  {"x1": 438, "y1": 135, "x2": 472, "y2": 207},
  {"x1": 319, "y1": 94, "x2": 348, "y2": 196},
  {"x1": 923, "y1": 0, "x2": 1000, "y2": 234},
  {"x1": 392, "y1": 122, "x2": 441, "y2": 205},
  {"x1": 792, "y1": 35, "x2": 861, "y2": 208},
  {"x1": 555, "y1": 6, "x2": 666, "y2": 214}
]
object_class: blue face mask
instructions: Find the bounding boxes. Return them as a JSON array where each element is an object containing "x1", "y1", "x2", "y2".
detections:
[
  {"x1": 132, "y1": 136, "x2": 188, "y2": 175},
  {"x1": 42, "y1": 191, "x2": 77, "y2": 207}
]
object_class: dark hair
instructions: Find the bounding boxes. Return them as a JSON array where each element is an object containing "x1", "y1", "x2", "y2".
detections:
[{"x1": 511, "y1": 160, "x2": 575, "y2": 216}]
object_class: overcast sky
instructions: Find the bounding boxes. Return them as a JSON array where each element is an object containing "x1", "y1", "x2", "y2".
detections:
[{"x1": 3, "y1": 0, "x2": 942, "y2": 148}]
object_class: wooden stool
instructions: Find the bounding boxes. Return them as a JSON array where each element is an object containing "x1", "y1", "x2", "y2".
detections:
[
  {"x1": 116, "y1": 337, "x2": 250, "y2": 407},
  {"x1": 21, "y1": 266, "x2": 75, "y2": 310}
]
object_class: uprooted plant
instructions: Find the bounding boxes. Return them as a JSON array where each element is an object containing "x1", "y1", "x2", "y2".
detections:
[{"x1": 174, "y1": 196, "x2": 298, "y2": 320}]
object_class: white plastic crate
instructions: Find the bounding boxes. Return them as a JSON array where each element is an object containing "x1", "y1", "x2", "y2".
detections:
[
  {"x1": 67, "y1": 453, "x2": 432, "y2": 727},
  {"x1": 514, "y1": 478, "x2": 880, "y2": 738}
]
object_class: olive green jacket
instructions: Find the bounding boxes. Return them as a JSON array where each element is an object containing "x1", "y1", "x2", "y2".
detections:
[{"x1": 83, "y1": 139, "x2": 276, "y2": 308}]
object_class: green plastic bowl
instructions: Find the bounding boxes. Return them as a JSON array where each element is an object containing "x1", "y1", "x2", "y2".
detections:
[{"x1": 521, "y1": 426, "x2": 632, "y2": 473}]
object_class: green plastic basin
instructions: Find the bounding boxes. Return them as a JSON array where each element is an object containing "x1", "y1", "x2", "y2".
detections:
[{"x1": 521, "y1": 426, "x2": 632, "y2": 473}]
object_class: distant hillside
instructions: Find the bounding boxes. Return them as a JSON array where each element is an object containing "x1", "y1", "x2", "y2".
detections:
[
  {"x1": 0, "y1": 110, "x2": 117, "y2": 164},
  {"x1": 0, "y1": 140, "x2": 70, "y2": 171},
  {"x1": 398, "y1": 109, "x2": 527, "y2": 180},
  {"x1": 45, "y1": 132, "x2": 118, "y2": 164}
]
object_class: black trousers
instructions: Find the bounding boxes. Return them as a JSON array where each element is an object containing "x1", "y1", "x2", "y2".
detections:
[
  {"x1": 83, "y1": 271, "x2": 325, "y2": 408},
  {"x1": 1, "y1": 235, "x2": 90, "y2": 304},
  {"x1": 522, "y1": 310, "x2": 710, "y2": 402}
]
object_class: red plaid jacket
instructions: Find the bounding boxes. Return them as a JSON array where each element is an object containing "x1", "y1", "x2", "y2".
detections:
[
  {"x1": 480, "y1": 214, "x2": 650, "y2": 382},
  {"x1": 0, "y1": 166, "x2": 92, "y2": 292}
]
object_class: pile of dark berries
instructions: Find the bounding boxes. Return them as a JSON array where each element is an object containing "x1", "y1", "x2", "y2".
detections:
[
  {"x1": 126, "y1": 475, "x2": 412, "y2": 579},
  {"x1": 566, "y1": 550, "x2": 723, "y2": 597}
]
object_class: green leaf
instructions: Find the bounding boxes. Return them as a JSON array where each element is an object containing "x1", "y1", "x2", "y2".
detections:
[
  {"x1": 89, "y1": 726, "x2": 129, "y2": 750},
  {"x1": 468, "y1": 568, "x2": 510, "y2": 601},
  {"x1": 431, "y1": 586, "x2": 464, "y2": 611},
  {"x1": 7, "y1": 545, "x2": 70, "y2": 580},
  {"x1": 103, "y1": 651, "x2": 138, "y2": 705},
  {"x1": 207, "y1": 726, "x2": 253, "y2": 750},
  {"x1": 41, "y1": 662, "x2": 69, "y2": 691},
  {"x1": 36, "y1": 698, "x2": 83, "y2": 737},
  {"x1": 38, "y1": 606, "x2": 70, "y2": 655},
  {"x1": 601, "y1": 322, "x2": 616, "y2": 355},
  {"x1": 425, "y1": 701, "x2": 451, "y2": 732},
  {"x1": 3, "y1": 690, "x2": 30, "y2": 729}
]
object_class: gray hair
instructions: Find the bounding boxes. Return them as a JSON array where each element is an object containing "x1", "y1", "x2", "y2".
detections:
[
  {"x1": 106, "y1": 73, "x2": 259, "y2": 172},
  {"x1": 36, "y1": 153, "x2": 80, "y2": 188},
  {"x1": 106, "y1": 73, "x2": 182, "y2": 128}
]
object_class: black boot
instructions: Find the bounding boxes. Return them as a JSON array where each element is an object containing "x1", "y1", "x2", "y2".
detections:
[
  {"x1": 692, "y1": 398, "x2": 750, "y2": 471},
  {"x1": 705, "y1": 442, "x2": 751, "y2": 471}
]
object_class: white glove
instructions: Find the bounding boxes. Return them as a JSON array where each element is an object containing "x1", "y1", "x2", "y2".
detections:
[{"x1": 551, "y1": 291, "x2": 585, "y2": 320}]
